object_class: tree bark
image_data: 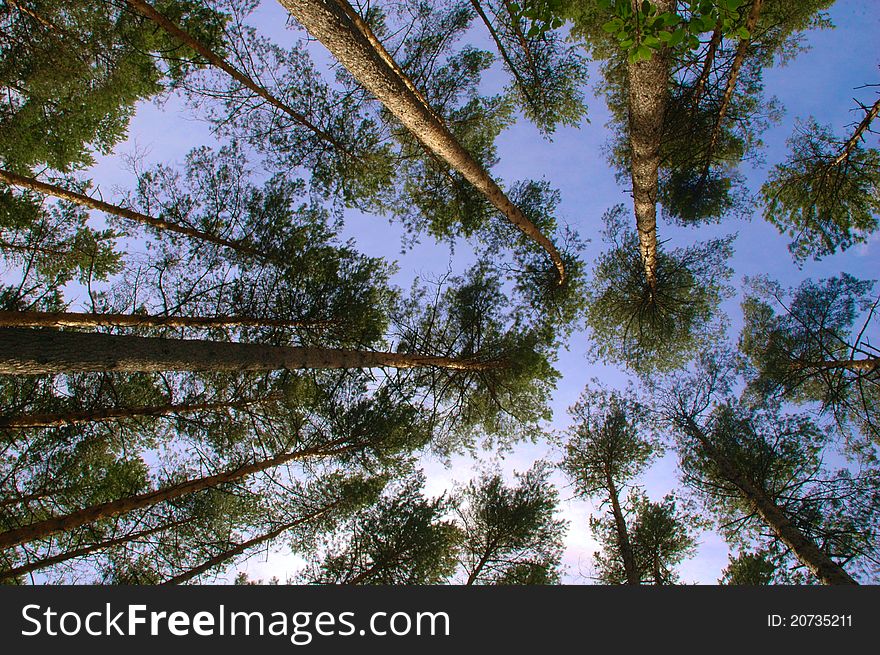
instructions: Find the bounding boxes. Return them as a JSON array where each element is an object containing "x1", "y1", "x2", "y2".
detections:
[
  {"x1": 123, "y1": 0, "x2": 349, "y2": 154},
  {"x1": 704, "y1": 0, "x2": 764, "y2": 163},
  {"x1": 0, "y1": 518, "x2": 192, "y2": 580},
  {"x1": 162, "y1": 501, "x2": 341, "y2": 585},
  {"x1": 276, "y1": 0, "x2": 566, "y2": 284},
  {"x1": 606, "y1": 473, "x2": 639, "y2": 585},
  {"x1": 0, "y1": 310, "x2": 333, "y2": 330},
  {"x1": 0, "y1": 169, "x2": 265, "y2": 258},
  {"x1": 831, "y1": 97, "x2": 880, "y2": 167},
  {"x1": 627, "y1": 0, "x2": 674, "y2": 294},
  {"x1": 0, "y1": 438, "x2": 350, "y2": 550},
  {"x1": 0, "y1": 328, "x2": 504, "y2": 375},
  {"x1": 792, "y1": 357, "x2": 880, "y2": 373},
  {"x1": 0, "y1": 393, "x2": 282, "y2": 430},
  {"x1": 690, "y1": 24, "x2": 723, "y2": 112},
  {"x1": 684, "y1": 419, "x2": 857, "y2": 585}
]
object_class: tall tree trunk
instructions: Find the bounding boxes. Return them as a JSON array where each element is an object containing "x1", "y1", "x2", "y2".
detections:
[
  {"x1": 690, "y1": 24, "x2": 723, "y2": 112},
  {"x1": 276, "y1": 0, "x2": 567, "y2": 284},
  {"x1": 0, "y1": 328, "x2": 504, "y2": 375},
  {"x1": 685, "y1": 419, "x2": 857, "y2": 585},
  {"x1": 606, "y1": 472, "x2": 639, "y2": 585},
  {"x1": 163, "y1": 501, "x2": 341, "y2": 585},
  {"x1": 627, "y1": 0, "x2": 674, "y2": 294},
  {"x1": 0, "y1": 169, "x2": 266, "y2": 259},
  {"x1": 0, "y1": 310, "x2": 333, "y2": 330},
  {"x1": 0, "y1": 437, "x2": 350, "y2": 550},
  {"x1": 0, "y1": 393, "x2": 282, "y2": 430},
  {"x1": 703, "y1": 0, "x2": 764, "y2": 167},
  {"x1": 464, "y1": 534, "x2": 501, "y2": 585},
  {"x1": 123, "y1": 0, "x2": 349, "y2": 155},
  {"x1": 831, "y1": 97, "x2": 880, "y2": 166},
  {"x1": 0, "y1": 518, "x2": 192, "y2": 580}
]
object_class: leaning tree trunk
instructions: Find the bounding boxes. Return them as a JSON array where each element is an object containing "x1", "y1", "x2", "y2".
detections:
[
  {"x1": 0, "y1": 310, "x2": 333, "y2": 330},
  {"x1": 0, "y1": 328, "x2": 504, "y2": 375},
  {"x1": 276, "y1": 0, "x2": 566, "y2": 284},
  {"x1": 0, "y1": 169, "x2": 266, "y2": 259},
  {"x1": 606, "y1": 472, "x2": 640, "y2": 585},
  {"x1": 0, "y1": 518, "x2": 192, "y2": 580},
  {"x1": 627, "y1": 0, "x2": 674, "y2": 295},
  {"x1": 686, "y1": 420, "x2": 858, "y2": 585},
  {"x1": 0, "y1": 437, "x2": 350, "y2": 550},
  {"x1": 123, "y1": 0, "x2": 349, "y2": 154},
  {"x1": 0, "y1": 393, "x2": 282, "y2": 430},
  {"x1": 703, "y1": 0, "x2": 764, "y2": 167},
  {"x1": 792, "y1": 357, "x2": 880, "y2": 374},
  {"x1": 163, "y1": 501, "x2": 341, "y2": 585},
  {"x1": 832, "y1": 97, "x2": 880, "y2": 166},
  {"x1": 690, "y1": 24, "x2": 723, "y2": 112}
]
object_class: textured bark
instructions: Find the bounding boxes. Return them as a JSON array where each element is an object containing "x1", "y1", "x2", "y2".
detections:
[
  {"x1": 0, "y1": 310, "x2": 333, "y2": 330},
  {"x1": 0, "y1": 394, "x2": 282, "y2": 430},
  {"x1": 162, "y1": 501, "x2": 341, "y2": 585},
  {"x1": 704, "y1": 0, "x2": 764, "y2": 161},
  {"x1": 0, "y1": 518, "x2": 191, "y2": 580},
  {"x1": 685, "y1": 419, "x2": 858, "y2": 585},
  {"x1": 0, "y1": 328, "x2": 504, "y2": 375},
  {"x1": 0, "y1": 169, "x2": 265, "y2": 258},
  {"x1": 0, "y1": 438, "x2": 349, "y2": 550},
  {"x1": 627, "y1": 0, "x2": 674, "y2": 293},
  {"x1": 123, "y1": 0, "x2": 348, "y2": 153},
  {"x1": 690, "y1": 25, "x2": 723, "y2": 112},
  {"x1": 832, "y1": 97, "x2": 880, "y2": 167},
  {"x1": 606, "y1": 473, "x2": 639, "y2": 585},
  {"x1": 277, "y1": 0, "x2": 566, "y2": 284}
]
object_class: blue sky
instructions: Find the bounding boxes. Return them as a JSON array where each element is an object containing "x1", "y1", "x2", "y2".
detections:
[{"x1": 81, "y1": 0, "x2": 880, "y2": 583}]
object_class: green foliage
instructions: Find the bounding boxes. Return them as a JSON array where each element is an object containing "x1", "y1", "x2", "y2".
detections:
[
  {"x1": 585, "y1": 206, "x2": 734, "y2": 373},
  {"x1": 761, "y1": 117, "x2": 880, "y2": 262},
  {"x1": 454, "y1": 463, "x2": 566, "y2": 584},
  {"x1": 719, "y1": 550, "x2": 776, "y2": 584}
]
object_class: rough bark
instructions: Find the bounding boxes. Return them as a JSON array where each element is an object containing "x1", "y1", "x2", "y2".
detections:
[
  {"x1": 831, "y1": 97, "x2": 880, "y2": 167},
  {"x1": 685, "y1": 419, "x2": 858, "y2": 585},
  {"x1": 0, "y1": 438, "x2": 349, "y2": 550},
  {"x1": 0, "y1": 310, "x2": 333, "y2": 330},
  {"x1": 704, "y1": 0, "x2": 764, "y2": 163},
  {"x1": 690, "y1": 24, "x2": 723, "y2": 112},
  {"x1": 0, "y1": 169, "x2": 265, "y2": 258},
  {"x1": 0, "y1": 518, "x2": 192, "y2": 580},
  {"x1": 0, "y1": 328, "x2": 504, "y2": 375},
  {"x1": 627, "y1": 0, "x2": 674, "y2": 293},
  {"x1": 606, "y1": 472, "x2": 639, "y2": 585},
  {"x1": 276, "y1": 0, "x2": 566, "y2": 284},
  {"x1": 123, "y1": 0, "x2": 348, "y2": 154},
  {"x1": 0, "y1": 394, "x2": 282, "y2": 430},
  {"x1": 162, "y1": 501, "x2": 341, "y2": 585}
]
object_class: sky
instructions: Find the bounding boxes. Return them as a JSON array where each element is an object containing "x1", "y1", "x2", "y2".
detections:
[{"x1": 81, "y1": 0, "x2": 880, "y2": 584}]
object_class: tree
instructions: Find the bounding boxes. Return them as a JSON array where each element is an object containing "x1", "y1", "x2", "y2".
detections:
[
  {"x1": 585, "y1": 206, "x2": 734, "y2": 373},
  {"x1": 739, "y1": 274, "x2": 879, "y2": 447},
  {"x1": 561, "y1": 382, "x2": 656, "y2": 584},
  {"x1": 719, "y1": 550, "x2": 777, "y2": 585},
  {"x1": 454, "y1": 463, "x2": 565, "y2": 585},
  {"x1": 299, "y1": 474, "x2": 461, "y2": 584},
  {"x1": 277, "y1": 0, "x2": 567, "y2": 283}
]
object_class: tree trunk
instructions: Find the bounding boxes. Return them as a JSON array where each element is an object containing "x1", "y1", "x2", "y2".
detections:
[
  {"x1": 276, "y1": 0, "x2": 566, "y2": 284},
  {"x1": 0, "y1": 328, "x2": 504, "y2": 375},
  {"x1": 832, "y1": 97, "x2": 880, "y2": 166},
  {"x1": 685, "y1": 419, "x2": 857, "y2": 585},
  {"x1": 792, "y1": 357, "x2": 880, "y2": 373},
  {"x1": 0, "y1": 310, "x2": 333, "y2": 330},
  {"x1": 0, "y1": 169, "x2": 265, "y2": 258},
  {"x1": 627, "y1": 0, "x2": 674, "y2": 294},
  {"x1": 163, "y1": 501, "x2": 341, "y2": 585},
  {"x1": 690, "y1": 24, "x2": 723, "y2": 112},
  {"x1": 0, "y1": 394, "x2": 282, "y2": 430},
  {"x1": 0, "y1": 518, "x2": 192, "y2": 580},
  {"x1": 606, "y1": 473, "x2": 639, "y2": 585},
  {"x1": 123, "y1": 0, "x2": 349, "y2": 155},
  {"x1": 703, "y1": 0, "x2": 764, "y2": 164},
  {"x1": 0, "y1": 437, "x2": 350, "y2": 550}
]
